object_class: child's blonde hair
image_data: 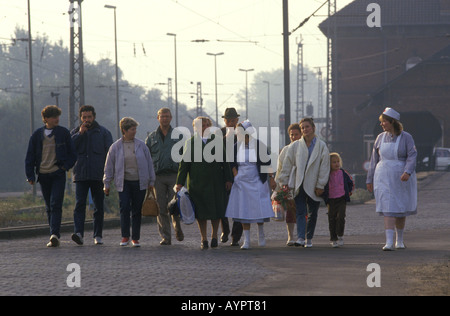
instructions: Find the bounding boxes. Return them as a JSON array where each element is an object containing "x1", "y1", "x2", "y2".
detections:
[{"x1": 329, "y1": 152, "x2": 343, "y2": 168}]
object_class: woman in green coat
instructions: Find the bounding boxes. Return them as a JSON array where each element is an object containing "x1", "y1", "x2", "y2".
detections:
[{"x1": 176, "y1": 117, "x2": 232, "y2": 250}]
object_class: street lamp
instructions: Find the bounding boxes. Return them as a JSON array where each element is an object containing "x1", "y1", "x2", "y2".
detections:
[
  {"x1": 207, "y1": 52, "x2": 224, "y2": 125},
  {"x1": 239, "y1": 68, "x2": 254, "y2": 119},
  {"x1": 167, "y1": 33, "x2": 178, "y2": 126},
  {"x1": 104, "y1": 4, "x2": 120, "y2": 139}
]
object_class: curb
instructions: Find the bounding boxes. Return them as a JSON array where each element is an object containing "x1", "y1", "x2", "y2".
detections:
[{"x1": 0, "y1": 217, "x2": 156, "y2": 240}]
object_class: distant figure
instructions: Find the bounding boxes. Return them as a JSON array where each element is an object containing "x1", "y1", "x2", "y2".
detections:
[
  {"x1": 104, "y1": 117, "x2": 156, "y2": 247},
  {"x1": 25, "y1": 105, "x2": 77, "y2": 247},
  {"x1": 366, "y1": 107, "x2": 417, "y2": 251},
  {"x1": 145, "y1": 107, "x2": 184, "y2": 246},
  {"x1": 71, "y1": 105, "x2": 113, "y2": 246}
]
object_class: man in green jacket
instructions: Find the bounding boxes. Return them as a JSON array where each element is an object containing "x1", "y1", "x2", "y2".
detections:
[{"x1": 146, "y1": 108, "x2": 184, "y2": 245}]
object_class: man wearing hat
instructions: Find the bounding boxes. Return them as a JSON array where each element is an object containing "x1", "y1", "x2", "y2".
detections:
[
  {"x1": 366, "y1": 107, "x2": 418, "y2": 251},
  {"x1": 220, "y1": 107, "x2": 243, "y2": 246}
]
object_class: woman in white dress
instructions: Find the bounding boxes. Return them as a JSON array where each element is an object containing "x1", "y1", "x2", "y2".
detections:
[
  {"x1": 366, "y1": 107, "x2": 417, "y2": 251},
  {"x1": 225, "y1": 120, "x2": 277, "y2": 249}
]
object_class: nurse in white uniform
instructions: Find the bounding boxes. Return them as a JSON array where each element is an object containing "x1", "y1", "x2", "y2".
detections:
[
  {"x1": 225, "y1": 120, "x2": 276, "y2": 249},
  {"x1": 366, "y1": 107, "x2": 418, "y2": 251}
]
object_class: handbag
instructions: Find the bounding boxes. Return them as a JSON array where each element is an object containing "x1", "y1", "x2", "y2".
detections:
[
  {"x1": 141, "y1": 188, "x2": 160, "y2": 217},
  {"x1": 177, "y1": 187, "x2": 196, "y2": 225}
]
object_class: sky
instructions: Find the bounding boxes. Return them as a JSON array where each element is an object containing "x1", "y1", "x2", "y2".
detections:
[{"x1": 0, "y1": 0, "x2": 354, "y2": 115}]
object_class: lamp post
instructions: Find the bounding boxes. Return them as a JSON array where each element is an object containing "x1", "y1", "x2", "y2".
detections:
[
  {"x1": 167, "y1": 33, "x2": 178, "y2": 126},
  {"x1": 207, "y1": 52, "x2": 224, "y2": 125},
  {"x1": 104, "y1": 4, "x2": 120, "y2": 139},
  {"x1": 239, "y1": 68, "x2": 254, "y2": 120}
]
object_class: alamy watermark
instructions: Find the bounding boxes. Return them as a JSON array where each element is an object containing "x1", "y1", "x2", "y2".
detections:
[
  {"x1": 366, "y1": 263, "x2": 381, "y2": 288},
  {"x1": 367, "y1": 3, "x2": 381, "y2": 28},
  {"x1": 66, "y1": 263, "x2": 81, "y2": 288},
  {"x1": 170, "y1": 123, "x2": 280, "y2": 174}
]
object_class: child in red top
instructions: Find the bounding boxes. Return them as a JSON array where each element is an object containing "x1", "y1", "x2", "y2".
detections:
[{"x1": 323, "y1": 153, "x2": 354, "y2": 247}]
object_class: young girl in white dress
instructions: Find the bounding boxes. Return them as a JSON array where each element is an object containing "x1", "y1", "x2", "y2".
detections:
[{"x1": 225, "y1": 120, "x2": 277, "y2": 249}]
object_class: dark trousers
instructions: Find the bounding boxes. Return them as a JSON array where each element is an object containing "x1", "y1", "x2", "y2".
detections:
[
  {"x1": 327, "y1": 196, "x2": 347, "y2": 241},
  {"x1": 118, "y1": 180, "x2": 146, "y2": 240},
  {"x1": 74, "y1": 180, "x2": 105, "y2": 238},
  {"x1": 38, "y1": 169, "x2": 66, "y2": 238}
]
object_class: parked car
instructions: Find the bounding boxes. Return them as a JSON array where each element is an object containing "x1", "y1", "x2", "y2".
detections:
[
  {"x1": 422, "y1": 147, "x2": 450, "y2": 171},
  {"x1": 434, "y1": 147, "x2": 450, "y2": 171}
]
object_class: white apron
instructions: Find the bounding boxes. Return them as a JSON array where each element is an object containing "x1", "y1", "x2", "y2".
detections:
[
  {"x1": 373, "y1": 133, "x2": 417, "y2": 216},
  {"x1": 225, "y1": 147, "x2": 274, "y2": 223}
]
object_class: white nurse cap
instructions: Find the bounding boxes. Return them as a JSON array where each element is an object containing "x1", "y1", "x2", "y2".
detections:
[{"x1": 382, "y1": 107, "x2": 400, "y2": 121}]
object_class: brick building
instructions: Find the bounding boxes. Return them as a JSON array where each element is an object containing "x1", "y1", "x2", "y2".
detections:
[{"x1": 319, "y1": 0, "x2": 450, "y2": 172}]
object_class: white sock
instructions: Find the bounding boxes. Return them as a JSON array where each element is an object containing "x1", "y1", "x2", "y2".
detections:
[
  {"x1": 244, "y1": 230, "x2": 250, "y2": 243},
  {"x1": 396, "y1": 229, "x2": 404, "y2": 244},
  {"x1": 258, "y1": 225, "x2": 266, "y2": 246},
  {"x1": 385, "y1": 229, "x2": 395, "y2": 246},
  {"x1": 258, "y1": 225, "x2": 265, "y2": 238}
]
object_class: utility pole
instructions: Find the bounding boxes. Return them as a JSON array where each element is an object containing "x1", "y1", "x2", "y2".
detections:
[
  {"x1": 207, "y1": 52, "x2": 224, "y2": 125},
  {"x1": 167, "y1": 33, "x2": 178, "y2": 126},
  {"x1": 69, "y1": 0, "x2": 85, "y2": 131},
  {"x1": 326, "y1": 0, "x2": 337, "y2": 146},
  {"x1": 239, "y1": 68, "x2": 254, "y2": 120},
  {"x1": 27, "y1": 0, "x2": 34, "y2": 136},
  {"x1": 196, "y1": 82, "x2": 203, "y2": 117},
  {"x1": 282, "y1": 0, "x2": 291, "y2": 145},
  {"x1": 167, "y1": 78, "x2": 173, "y2": 109},
  {"x1": 27, "y1": 0, "x2": 36, "y2": 197},
  {"x1": 296, "y1": 36, "x2": 307, "y2": 122}
]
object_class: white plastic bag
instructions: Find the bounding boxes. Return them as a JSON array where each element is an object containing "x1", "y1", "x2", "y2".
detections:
[{"x1": 176, "y1": 187, "x2": 196, "y2": 225}]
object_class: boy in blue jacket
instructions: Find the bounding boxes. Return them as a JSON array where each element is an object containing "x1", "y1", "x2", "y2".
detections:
[{"x1": 25, "y1": 105, "x2": 77, "y2": 247}]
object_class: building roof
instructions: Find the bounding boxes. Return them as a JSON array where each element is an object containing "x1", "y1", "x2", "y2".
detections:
[{"x1": 319, "y1": 0, "x2": 450, "y2": 34}]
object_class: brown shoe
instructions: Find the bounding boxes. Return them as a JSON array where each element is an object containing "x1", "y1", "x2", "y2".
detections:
[{"x1": 160, "y1": 239, "x2": 171, "y2": 246}]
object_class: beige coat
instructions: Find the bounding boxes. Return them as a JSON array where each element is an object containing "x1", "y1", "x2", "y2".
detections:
[{"x1": 278, "y1": 137, "x2": 330, "y2": 202}]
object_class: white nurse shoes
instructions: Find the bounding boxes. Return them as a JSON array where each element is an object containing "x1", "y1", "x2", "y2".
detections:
[{"x1": 382, "y1": 244, "x2": 395, "y2": 251}]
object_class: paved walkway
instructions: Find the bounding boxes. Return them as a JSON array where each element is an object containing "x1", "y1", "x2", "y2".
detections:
[{"x1": 0, "y1": 172, "x2": 449, "y2": 296}]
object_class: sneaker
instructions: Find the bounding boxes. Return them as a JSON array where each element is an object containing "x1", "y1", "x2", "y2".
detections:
[
  {"x1": 382, "y1": 244, "x2": 395, "y2": 251},
  {"x1": 305, "y1": 239, "x2": 313, "y2": 248},
  {"x1": 71, "y1": 233, "x2": 84, "y2": 245},
  {"x1": 47, "y1": 235, "x2": 60, "y2": 247},
  {"x1": 331, "y1": 241, "x2": 339, "y2": 248},
  {"x1": 294, "y1": 238, "x2": 305, "y2": 247},
  {"x1": 94, "y1": 237, "x2": 103, "y2": 245},
  {"x1": 120, "y1": 237, "x2": 130, "y2": 246},
  {"x1": 395, "y1": 241, "x2": 406, "y2": 249},
  {"x1": 337, "y1": 236, "x2": 344, "y2": 247},
  {"x1": 131, "y1": 240, "x2": 140, "y2": 247}
]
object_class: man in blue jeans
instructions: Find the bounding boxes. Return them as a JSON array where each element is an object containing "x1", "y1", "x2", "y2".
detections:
[
  {"x1": 25, "y1": 105, "x2": 77, "y2": 247},
  {"x1": 70, "y1": 105, "x2": 113, "y2": 245}
]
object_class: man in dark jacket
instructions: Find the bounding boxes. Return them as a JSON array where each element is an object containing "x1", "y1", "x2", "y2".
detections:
[
  {"x1": 25, "y1": 105, "x2": 77, "y2": 247},
  {"x1": 70, "y1": 105, "x2": 113, "y2": 245},
  {"x1": 146, "y1": 107, "x2": 184, "y2": 245}
]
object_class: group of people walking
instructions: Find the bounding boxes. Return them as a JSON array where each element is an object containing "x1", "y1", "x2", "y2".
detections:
[{"x1": 25, "y1": 104, "x2": 417, "y2": 251}]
